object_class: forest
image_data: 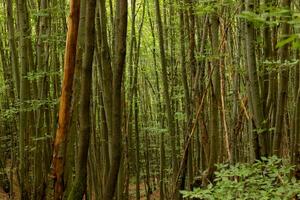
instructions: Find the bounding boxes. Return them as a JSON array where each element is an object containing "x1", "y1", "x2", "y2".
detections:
[{"x1": 0, "y1": 0, "x2": 300, "y2": 199}]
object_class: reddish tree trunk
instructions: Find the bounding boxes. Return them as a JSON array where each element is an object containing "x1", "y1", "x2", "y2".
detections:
[{"x1": 51, "y1": 0, "x2": 80, "y2": 199}]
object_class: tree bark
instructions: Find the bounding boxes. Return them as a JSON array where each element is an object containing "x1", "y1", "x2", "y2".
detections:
[
  {"x1": 51, "y1": 0, "x2": 81, "y2": 199},
  {"x1": 154, "y1": 0, "x2": 178, "y2": 184},
  {"x1": 245, "y1": 0, "x2": 268, "y2": 159},
  {"x1": 33, "y1": 0, "x2": 50, "y2": 199},
  {"x1": 273, "y1": 0, "x2": 291, "y2": 156},
  {"x1": 103, "y1": 0, "x2": 128, "y2": 198},
  {"x1": 17, "y1": 0, "x2": 32, "y2": 198},
  {"x1": 67, "y1": 0, "x2": 96, "y2": 198},
  {"x1": 6, "y1": 0, "x2": 20, "y2": 98},
  {"x1": 206, "y1": 12, "x2": 221, "y2": 182}
]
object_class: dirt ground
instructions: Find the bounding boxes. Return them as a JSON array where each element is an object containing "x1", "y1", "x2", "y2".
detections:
[
  {"x1": 0, "y1": 165, "x2": 161, "y2": 200},
  {"x1": 128, "y1": 182, "x2": 160, "y2": 200},
  {"x1": 0, "y1": 187, "x2": 9, "y2": 200},
  {"x1": 0, "y1": 160, "x2": 20, "y2": 200}
]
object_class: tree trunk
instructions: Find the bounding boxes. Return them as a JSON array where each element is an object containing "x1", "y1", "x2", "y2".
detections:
[
  {"x1": 51, "y1": 0, "x2": 81, "y2": 199},
  {"x1": 245, "y1": 0, "x2": 268, "y2": 159},
  {"x1": 273, "y1": 0, "x2": 291, "y2": 156},
  {"x1": 67, "y1": 0, "x2": 96, "y2": 198},
  {"x1": 154, "y1": 0, "x2": 178, "y2": 185},
  {"x1": 206, "y1": 13, "x2": 221, "y2": 182},
  {"x1": 6, "y1": 0, "x2": 20, "y2": 98},
  {"x1": 33, "y1": 0, "x2": 50, "y2": 198},
  {"x1": 17, "y1": 0, "x2": 32, "y2": 198},
  {"x1": 103, "y1": 0, "x2": 128, "y2": 198}
]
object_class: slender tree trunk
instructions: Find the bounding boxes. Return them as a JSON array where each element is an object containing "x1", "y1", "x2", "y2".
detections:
[
  {"x1": 51, "y1": 0, "x2": 81, "y2": 199},
  {"x1": 262, "y1": 0, "x2": 273, "y2": 155},
  {"x1": 273, "y1": 0, "x2": 291, "y2": 156},
  {"x1": 99, "y1": 0, "x2": 113, "y2": 164},
  {"x1": 148, "y1": 8, "x2": 165, "y2": 199},
  {"x1": 134, "y1": 66, "x2": 140, "y2": 200},
  {"x1": 67, "y1": 0, "x2": 96, "y2": 198},
  {"x1": 187, "y1": 0, "x2": 196, "y2": 188},
  {"x1": 17, "y1": 0, "x2": 32, "y2": 198},
  {"x1": 6, "y1": 0, "x2": 20, "y2": 98},
  {"x1": 33, "y1": 0, "x2": 50, "y2": 198},
  {"x1": 206, "y1": 13, "x2": 221, "y2": 182},
  {"x1": 178, "y1": 0, "x2": 193, "y2": 192},
  {"x1": 245, "y1": 0, "x2": 268, "y2": 159},
  {"x1": 154, "y1": 0, "x2": 178, "y2": 186},
  {"x1": 294, "y1": 85, "x2": 300, "y2": 179},
  {"x1": 103, "y1": 0, "x2": 128, "y2": 198}
]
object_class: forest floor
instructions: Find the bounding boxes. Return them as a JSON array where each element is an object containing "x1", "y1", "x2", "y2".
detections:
[
  {"x1": 0, "y1": 183, "x2": 161, "y2": 200},
  {"x1": 0, "y1": 161, "x2": 162, "y2": 200},
  {"x1": 0, "y1": 160, "x2": 20, "y2": 199},
  {"x1": 0, "y1": 187, "x2": 9, "y2": 200},
  {"x1": 128, "y1": 181, "x2": 160, "y2": 200}
]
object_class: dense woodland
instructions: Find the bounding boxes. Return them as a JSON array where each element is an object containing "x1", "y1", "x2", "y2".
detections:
[{"x1": 0, "y1": 0, "x2": 299, "y2": 199}]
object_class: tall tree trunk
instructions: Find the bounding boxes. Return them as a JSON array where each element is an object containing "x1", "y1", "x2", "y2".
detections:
[
  {"x1": 134, "y1": 66, "x2": 140, "y2": 200},
  {"x1": 178, "y1": 0, "x2": 192, "y2": 192},
  {"x1": 148, "y1": 8, "x2": 165, "y2": 199},
  {"x1": 262, "y1": 0, "x2": 273, "y2": 155},
  {"x1": 98, "y1": 0, "x2": 114, "y2": 168},
  {"x1": 67, "y1": 0, "x2": 96, "y2": 198},
  {"x1": 154, "y1": 0, "x2": 178, "y2": 185},
  {"x1": 245, "y1": 0, "x2": 268, "y2": 159},
  {"x1": 33, "y1": 0, "x2": 50, "y2": 199},
  {"x1": 103, "y1": 0, "x2": 128, "y2": 198},
  {"x1": 294, "y1": 79, "x2": 300, "y2": 179},
  {"x1": 6, "y1": 0, "x2": 20, "y2": 98},
  {"x1": 206, "y1": 12, "x2": 221, "y2": 182},
  {"x1": 17, "y1": 0, "x2": 32, "y2": 198},
  {"x1": 51, "y1": 0, "x2": 81, "y2": 199},
  {"x1": 273, "y1": 0, "x2": 291, "y2": 156},
  {"x1": 187, "y1": 0, "x2": 196, "y2": 188}
]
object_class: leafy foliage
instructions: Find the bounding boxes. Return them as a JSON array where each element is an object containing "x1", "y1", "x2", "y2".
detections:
[{"x1": 181, "y1": 156, "x2": 300, "y2": 200}]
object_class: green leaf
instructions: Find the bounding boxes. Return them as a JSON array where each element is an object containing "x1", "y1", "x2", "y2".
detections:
[
  {"x1": 276, "y1": 34, "x2": 298, "y2": 49},
  {"x1": 238, "y1": 11, "x2": 266, "y2": 24}
]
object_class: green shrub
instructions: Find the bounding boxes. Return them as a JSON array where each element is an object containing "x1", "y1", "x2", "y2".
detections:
[{"x1": 181, "y1": 156, "x2": 300, "y2": 200}]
